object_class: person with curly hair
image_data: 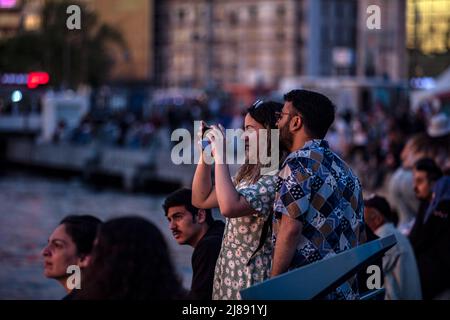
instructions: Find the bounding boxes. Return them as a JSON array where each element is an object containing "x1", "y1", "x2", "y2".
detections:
[{"x1": 76, "y1": 216, "x2": 185, "y2": 300}]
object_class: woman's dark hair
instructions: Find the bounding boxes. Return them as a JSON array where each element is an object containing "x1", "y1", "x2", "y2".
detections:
[
  {"x1": 235, "y1": 100, "x2": 284, "y2": 185},
  {"x1": 77, "y1": 216, "x2": 185, "y2": 300},
  {"x1": 247, "y1": 100, "x2": 282, "y2": 130},
  {"x1": 59, "y1": 215, "x2": 102, "y2": 257},
  {"x1": 163, "y1": 188, "x2": 214, "y2": 226}
]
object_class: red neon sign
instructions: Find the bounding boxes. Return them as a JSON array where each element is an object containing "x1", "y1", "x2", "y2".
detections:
[{"x1": 27, "y1": 72, "x2": 50, "y2": 89}]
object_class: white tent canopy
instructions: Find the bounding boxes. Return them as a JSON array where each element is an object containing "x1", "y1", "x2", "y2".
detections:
[{"x1": 412, "y1": 66, "x2": 450, "y2": 111}]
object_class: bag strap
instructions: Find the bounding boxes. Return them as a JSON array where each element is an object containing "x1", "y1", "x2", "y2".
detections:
[{"x1": 246, "y1": 211, "x2": 273, "y2": 266}]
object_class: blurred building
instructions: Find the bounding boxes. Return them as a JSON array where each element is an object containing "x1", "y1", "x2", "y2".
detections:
[
  {"x1": 0, "y1": 0, "x2": 43, "y2": 39},
  {"x1": 407, "y1": 0, "x2": 450, "y2": 77},
  {"x1": 154, "y1": 0, "x2": 365, "y2": 88},
  {"x1": 357, "y1": 0, "x2": 407, "y2": 81},
  {"x1": 154, "y1": 0, "x2": 302, "y2": 88},
  {"x1": 3, "y1": 0, "x2": 425, "y2": 87},
  {"x1": 0, "y1": 0, "x2": 22, "y2": 39},
  {"x1": 307, "y1": 0, "x2": 357, "y2": 76},
  {"x1": 407, "y1": 0, "x2": 450, "y2": 54}
]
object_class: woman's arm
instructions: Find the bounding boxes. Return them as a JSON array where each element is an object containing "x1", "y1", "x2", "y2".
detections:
[
  {"x1": 211, "y1": 124, "x2": 255, "y2": 218},
  {"x1": 192, "y1": 121, "x2": 218, "y2": 209},
  {"x1": 192, "y1": 155, "x2": 218, "y2": 209},
  {"x1": 214, "y1": 163, "x2": 255, "y2": 218}
]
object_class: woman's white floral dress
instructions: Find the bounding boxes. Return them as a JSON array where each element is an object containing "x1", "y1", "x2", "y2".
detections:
[{"x1": 212, "y1": 175, "x2": 277, "y2": 300}]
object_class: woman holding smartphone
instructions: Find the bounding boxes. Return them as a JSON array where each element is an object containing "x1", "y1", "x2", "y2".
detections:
[{"x1": 192, "y1": 100, "x2": 283, "y2": 300}]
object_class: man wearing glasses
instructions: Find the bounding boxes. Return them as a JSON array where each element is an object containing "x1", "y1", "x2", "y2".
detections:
[{"x1": 271, "y1": 89, "x2": 366, "y2": 300}]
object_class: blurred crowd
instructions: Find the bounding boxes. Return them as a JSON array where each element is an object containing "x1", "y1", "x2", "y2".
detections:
[
  {"x1": 53, "y1": 92, "x2": 450, "y2": 193},
  {"x1": 39, "y1": 89, "x2": 450, "y2": 301},
  {"x1": 51, "y1": 95, "x2": 248, "y2": 151},
  {"x1": 53, "y1": 111, "x2": 163, "y2": 148},
  {"x1": 326, "y1": 102, "x2": 449, "y2": 190}
]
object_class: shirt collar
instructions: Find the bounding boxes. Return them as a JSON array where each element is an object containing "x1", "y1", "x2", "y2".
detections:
[
  {"x1": 374, "y1": 222, "x2": 396, "y2": 237},
  {"x1": 283, "y1": 139, "x2": 329, "y2": 165}
]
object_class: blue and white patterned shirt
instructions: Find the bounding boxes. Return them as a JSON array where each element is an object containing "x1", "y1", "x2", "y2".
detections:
[{"x1": 273, "y1": 139, "x2": 366, "y2": 300}]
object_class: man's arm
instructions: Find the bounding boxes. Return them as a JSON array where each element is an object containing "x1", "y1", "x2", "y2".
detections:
[{"x1": 271, "y1": 214, "x2": 302, "y2": 277}]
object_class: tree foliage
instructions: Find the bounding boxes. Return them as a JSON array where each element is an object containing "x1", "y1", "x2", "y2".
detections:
[{"x1": 0, "y1": 0, "x2": 126, "y2": 88}]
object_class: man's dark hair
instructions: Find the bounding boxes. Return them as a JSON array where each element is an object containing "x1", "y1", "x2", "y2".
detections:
[
  {"x1": 364, "y1": 195, "x2": 397, "y2": 224},
  {"x1": 163, "y1": 188, "x2": 214, "y2": 226},
  {"x1": 59, "y1": 215, "x2": 102, "y2": 257},
  {"x1": 414, "y1": 158, "x2": 443, "y2": 182},
  {"x1": 284, "y1": 89, "x2": 335, "y2": 139}
]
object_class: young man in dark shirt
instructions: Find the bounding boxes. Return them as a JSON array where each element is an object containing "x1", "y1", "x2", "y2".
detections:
[
  {"x1": 410, "y1": 159, "x2": 448, "y2": 299},
  {"x1": 411, "y1": 158, "x2": 443, "y2": 227},
  {"x1": 163, "y1": 188, "x2": 224, "y2": 300}
]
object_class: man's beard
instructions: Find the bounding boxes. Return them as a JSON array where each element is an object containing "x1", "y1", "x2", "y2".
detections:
[{"x1": 279, "y1": 124, "x2": 293, "y2": 152}]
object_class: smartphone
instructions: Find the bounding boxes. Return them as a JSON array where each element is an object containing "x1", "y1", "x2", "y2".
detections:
[{"x1": 201, "y1": 139, "x2": 211, "y2": 150}]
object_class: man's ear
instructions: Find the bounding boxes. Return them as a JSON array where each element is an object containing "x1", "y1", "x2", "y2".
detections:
[
  {"x1": 196, "y1": 209, "x2": 207, "y2": 224},
  {"x1": 78, "y1": 254, "x2": 92, "y2": 268},
  {"x1": 290, "y1": 115, "x2": 303, "y2": 132},
  {"x1": 373, "y1": 210, "x2": 385, "y2": 228}
]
